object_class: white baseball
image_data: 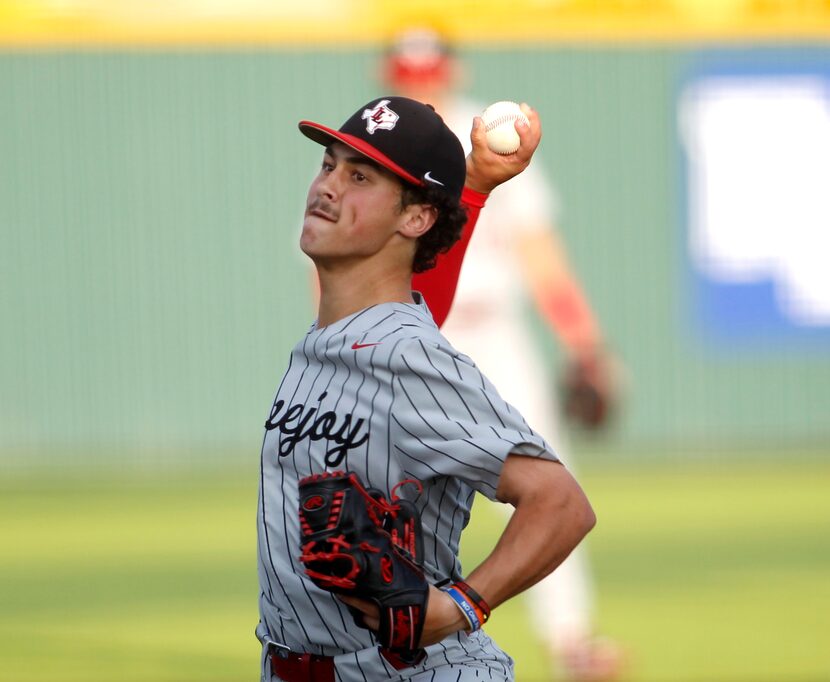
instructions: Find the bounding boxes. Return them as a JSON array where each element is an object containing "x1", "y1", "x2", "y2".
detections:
[{"x1": 481, "y1": 100, "x2": 529, "y2": 155}]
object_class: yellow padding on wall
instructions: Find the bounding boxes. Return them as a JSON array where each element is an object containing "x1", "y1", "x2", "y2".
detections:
[{"x1": 1, "y1": 0, "x2": 829, "y2": 46}]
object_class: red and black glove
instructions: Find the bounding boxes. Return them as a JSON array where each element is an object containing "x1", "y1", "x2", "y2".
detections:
[{"x1": 298, "y1": 471, "x2": 427, "y2": 664}]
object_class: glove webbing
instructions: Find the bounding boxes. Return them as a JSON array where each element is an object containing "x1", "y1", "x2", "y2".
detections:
[{"x1": 299, "y1": 535, "x2": 381, "y2": 591}]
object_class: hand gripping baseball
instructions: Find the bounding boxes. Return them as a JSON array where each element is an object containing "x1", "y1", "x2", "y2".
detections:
[
  {"x1": 298, "y1": 471, "x2": 428, "y2": 665},
  {"x1": 464, "y1": 102, "x2": 542, "y2": 195}
]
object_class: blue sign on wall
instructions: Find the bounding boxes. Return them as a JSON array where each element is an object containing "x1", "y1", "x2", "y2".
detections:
[{"x1": 678, "y1": 52, "x2": 830, "y2": 348}]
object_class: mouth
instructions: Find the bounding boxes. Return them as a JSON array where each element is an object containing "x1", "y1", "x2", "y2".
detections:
[{"x1": 306, "y1": 200, "x2": 338, "y2": 222}]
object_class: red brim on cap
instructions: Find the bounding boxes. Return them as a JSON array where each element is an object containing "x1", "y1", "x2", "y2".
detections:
[{"x1": 298, "y1": 121, "x2": 424, "y2": 188}]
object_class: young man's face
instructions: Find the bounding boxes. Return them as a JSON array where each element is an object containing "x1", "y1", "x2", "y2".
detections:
[{"x1": 300, "y1": 142, "x2": 409, "y2": 266}]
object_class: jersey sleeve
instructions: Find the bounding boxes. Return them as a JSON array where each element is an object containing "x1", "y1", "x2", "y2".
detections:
[
  {"x1": 389, "y1": 336, "x2": 559, "y2": 500},
  {"x1": 412, "y1": 187, "x2": 487, "y2": 328}
]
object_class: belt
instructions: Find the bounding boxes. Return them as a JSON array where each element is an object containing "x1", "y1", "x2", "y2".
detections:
[{"x1": 268, "y1": 642, "x2": 334, "y2": 682}]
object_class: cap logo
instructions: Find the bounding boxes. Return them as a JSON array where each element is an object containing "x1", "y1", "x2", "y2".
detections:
[
  {"x1": 362, "y1": 99, "x2": 399, "y2": 135},
  {"x1": 423, "y1": 171, "x2": 444, "y2": 186}
]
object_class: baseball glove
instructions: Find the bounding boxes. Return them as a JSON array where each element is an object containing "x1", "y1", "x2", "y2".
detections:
[
  {"x1": 297, "y1": 471, "x2": 428, "y2": 663},
  {"x1": 560, "y1": 353, "x2": 614, "y2": 431}
]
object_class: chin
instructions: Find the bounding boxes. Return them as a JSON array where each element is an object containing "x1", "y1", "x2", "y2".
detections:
[
  {"x1": 300, "y1": 235, "x2": 333, "y2": 264},
  {"x1": 299, "y1": 236, "x2": 316, "y2": 258}
]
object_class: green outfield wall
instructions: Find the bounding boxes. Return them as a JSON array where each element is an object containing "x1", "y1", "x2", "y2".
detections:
[{"x1": 2, "y1": 47, "x2": 829, "y2": 467}]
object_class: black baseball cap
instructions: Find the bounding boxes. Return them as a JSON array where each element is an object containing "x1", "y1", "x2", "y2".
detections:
[{"x1": 298, "y1": 96, "x2": 466, "y2": 203}]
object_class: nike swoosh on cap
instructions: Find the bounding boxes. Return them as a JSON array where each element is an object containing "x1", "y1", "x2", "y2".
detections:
[{"x1": 423, "y1": 171, "x2": 445, "y2": 186}]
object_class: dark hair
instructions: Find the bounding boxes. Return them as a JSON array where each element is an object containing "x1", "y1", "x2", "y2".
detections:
[{"x1": 400, "y1": 183, "x2": 468, "y2": 273}]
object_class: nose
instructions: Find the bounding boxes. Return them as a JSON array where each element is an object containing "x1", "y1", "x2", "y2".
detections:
[{"x1": 316, "y1": 166, "x2": 343, "y2": 201}]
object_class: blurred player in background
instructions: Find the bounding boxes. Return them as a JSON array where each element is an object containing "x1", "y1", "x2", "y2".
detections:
[{"x1": 384, "y1": 27, "x2": 622, "y2": 682}]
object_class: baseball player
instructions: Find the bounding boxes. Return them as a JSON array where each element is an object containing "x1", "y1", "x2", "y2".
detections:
[
  {"x1": 256, "y1": 96, "x2": 596, "y2": 681},
  {"x1": 388, "y1": 28, "x2": 622, "y2": 681}
]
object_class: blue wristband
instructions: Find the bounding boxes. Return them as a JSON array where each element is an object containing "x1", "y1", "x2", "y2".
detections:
[{"x1": 444, "y1": 586, "x2": 482, "y2": 632}]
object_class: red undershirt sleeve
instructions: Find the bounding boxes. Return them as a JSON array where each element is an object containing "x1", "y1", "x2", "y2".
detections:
[{"x1": 412, "y1": 187, "x2": 488, "y2": 329}]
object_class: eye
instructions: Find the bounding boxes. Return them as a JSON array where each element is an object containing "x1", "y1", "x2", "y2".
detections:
[
  {"x1": 352, "y1": 170, "x2": 368, "y2": 183},
  {"x1": 321, "y1": 160, "x2": 334, "y2": 173}
]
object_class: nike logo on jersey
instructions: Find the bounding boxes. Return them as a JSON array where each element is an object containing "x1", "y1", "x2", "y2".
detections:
[
  {"x1": 351, "y1": 341, "x2": 381, "y2": 350},
  {"x1": 264, "y1": 392, "x2": 369, "y2": 467}
]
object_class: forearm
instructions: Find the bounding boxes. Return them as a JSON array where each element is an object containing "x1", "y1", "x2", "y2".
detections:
[
  {"x1": 412, "y1": 187, "x2": 487, "y2": 327},
  {"x1": 536, "y1": 279, "x2": 603, "y2": 356},
  {"x1": 337, "y1": 458, "x2": 594, "y2": 649},
  {"x1": 465, "y1": 458, "x2": 596, "y2": 611},
  {"x1": 517, "y1": 229, "x2": 604, "y2": 357},
  {"x1": 414, "y1": 105, "x2": 542, "y2": 328}
]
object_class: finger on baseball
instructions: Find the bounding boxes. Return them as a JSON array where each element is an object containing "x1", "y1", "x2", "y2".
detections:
[
  {"x1": 469, "y1": 115, "x2": 487, "y2": 150},
  {"x1": 519, "y1": 102, "x2": 540, "y2": 128},
  {"x1": 515, "y1": 104, "x2": 541, "y2": 156}
]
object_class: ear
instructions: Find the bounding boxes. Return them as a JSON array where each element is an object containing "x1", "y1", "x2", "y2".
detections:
[{"x1": 398, "y1": 203, "x2": 438, "y2": 239}]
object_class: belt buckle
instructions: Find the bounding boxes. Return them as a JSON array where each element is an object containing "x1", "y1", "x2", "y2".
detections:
[{"x1": 267, "y1": 640, "x2": 293, "y2": 660}]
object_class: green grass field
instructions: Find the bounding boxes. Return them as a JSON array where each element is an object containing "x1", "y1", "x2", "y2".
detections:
[{"x1": 2, "y1": 456, "x2": 829, "y2": 681}]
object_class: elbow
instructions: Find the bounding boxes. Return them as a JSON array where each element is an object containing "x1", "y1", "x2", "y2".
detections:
[
  {"x1": 580, "y1": 498, "x2": 597, "y2": 537},
  {"x1": 568, "y1": 484, "x2": 596, "y2": 540},
  {"x1": 571, "y1": 468, "x2": 597, "y2": 537},
  {"x1": 550, "y1": 465, "x2": 597, "y2": 539},
  {"x1": 553, "y1": 479, "x2": 596, "y2": 543}
]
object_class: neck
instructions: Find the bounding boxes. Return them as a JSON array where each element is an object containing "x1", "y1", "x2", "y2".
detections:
[{"x1": 315, "y1": 259, "x2": 414, "y2": 328}]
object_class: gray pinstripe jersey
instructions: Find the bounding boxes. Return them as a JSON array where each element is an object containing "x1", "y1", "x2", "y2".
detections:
[{"x1": 256, "y1": 293, "x2": 559, "y2": 679}]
